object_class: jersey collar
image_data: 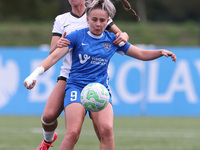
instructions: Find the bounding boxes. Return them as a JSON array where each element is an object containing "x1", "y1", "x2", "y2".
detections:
[
  {"x1": 87, "y1": 31, "x2": 103, "y2": 39},
  {"x1": 70, "y1": 11, "x2": 85, "y2": 18}
]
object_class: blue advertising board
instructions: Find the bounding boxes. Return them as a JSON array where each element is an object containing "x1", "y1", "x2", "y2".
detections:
[{"x1": 0, "y1": 46, "x2": 200, "y2": 116}]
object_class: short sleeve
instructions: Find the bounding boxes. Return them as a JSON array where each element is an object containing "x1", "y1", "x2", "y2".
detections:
[
  {"x1": 105, "y1": 17, "x2": 114, "y2": 31},
  {"x1": 117, "y1": 42, "x2": 131, "y2": 55},
  {"x1": 52, "y1": 17, "x2": 63, "y2": 37},
  {"x1": 65, "y1": 30, "x2": 79, "y2": 51}
]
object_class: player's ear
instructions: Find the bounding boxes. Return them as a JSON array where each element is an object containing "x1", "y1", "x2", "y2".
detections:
[{"x1": 87, "y1": 17, "x2": 89, "y2": 23}]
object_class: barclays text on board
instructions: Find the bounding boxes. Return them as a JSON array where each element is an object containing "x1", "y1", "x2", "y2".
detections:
[{"x1": 0, "y1": 46, "x2": 200, "y2": 116}]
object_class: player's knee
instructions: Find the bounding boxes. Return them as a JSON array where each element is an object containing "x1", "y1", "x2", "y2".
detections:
[
  {"x1": 41, "y1": 115, "x2": 57, "y2": 126},
  {"x1": 99, "y1": 123, "x2": 113, "y2": 139},
  {"x1": 42, "y1": 110, "x2": 57, "y2": 123},
  {"x1": 64, "y1": 129, "x2": 80, "y2": 144}
]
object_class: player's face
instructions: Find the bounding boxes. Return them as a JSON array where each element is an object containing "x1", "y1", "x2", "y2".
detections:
[{"x1": 87, "y1": 8, "x2": 109, "y2": 36}]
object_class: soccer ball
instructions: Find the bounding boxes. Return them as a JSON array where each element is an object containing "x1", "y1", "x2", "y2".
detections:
[{"x1": 81, "y1": 83, "x2": 110, "y2": 112}]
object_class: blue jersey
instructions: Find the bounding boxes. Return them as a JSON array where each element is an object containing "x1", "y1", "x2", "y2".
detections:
[{"x1": 65, "y1": 27, "x2": 131, "y2": 88}]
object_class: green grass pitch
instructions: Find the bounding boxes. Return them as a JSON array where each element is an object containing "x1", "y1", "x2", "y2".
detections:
[{"x1": 1, "y1": 116, "x2": 200, "y2": 150}]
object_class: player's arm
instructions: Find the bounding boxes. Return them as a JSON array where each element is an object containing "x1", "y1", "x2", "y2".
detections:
[
  {"x1": 41, "y1": 46, "x2": 69, "y2": 71},
  {"x1": 49, "y1": 33, "x2": 70, "y2": 54},
  {"x1": 49, "y1": 36, "x2": 60, "y2": 54},
  {"x1": 49, "y1": 17, "x2": 70, "y2": 54},
  {"x1": 108, "y1": 23, "x2": 129, "y2": 46},
  {"x1": 125, "y1": 45, "x2": 177, "y2": 62},
  {"x1": 24, "y1": 46, "x2": 69, "y2": 89}
]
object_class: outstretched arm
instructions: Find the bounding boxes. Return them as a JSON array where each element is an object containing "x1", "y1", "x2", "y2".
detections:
[
  {"x1": 41, "y1": 46, "x2": 69, "y2": 71},
  {"x1": 126, "y1": 45, "x2": 177, "y2": 62},
  {"x1": 24, "y1": 46, "x2": 69, "y2": 89}
]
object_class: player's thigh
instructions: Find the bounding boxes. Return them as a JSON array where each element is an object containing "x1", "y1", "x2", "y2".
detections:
[
  {"x1": 64, "y1": 86, "x2": 86, "y2": 134},
  {"x1": 64, "y1": 103, "x2": 86, "y2": 134},
  {"x1": 43, "y1": 80, "x2": 66, "y2": 120},
  {"x1": 90, "y1": 103, "x2": 114, "y2": 132}
]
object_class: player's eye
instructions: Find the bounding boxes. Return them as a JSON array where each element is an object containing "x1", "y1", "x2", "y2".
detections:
[
  {"x1": 100, "y1": 19, "x2": 106, "y2": 23},
  {"x1": 92, "y1": 18, "x2": 97, "y2": 22}
]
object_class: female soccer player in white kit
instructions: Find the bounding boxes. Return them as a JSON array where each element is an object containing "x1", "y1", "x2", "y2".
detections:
[
  {"x1": 34, "y1": 0, "x2": 129, "y2": 149},
  {"x1": 24, "y1": 0, "x2": 176, "y2": 149}
]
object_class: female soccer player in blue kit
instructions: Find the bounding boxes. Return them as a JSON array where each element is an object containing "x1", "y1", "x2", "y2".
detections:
[
  {"x1": 36, "y1": 0, "x2": 129, "y2": 149},
  {"x1": 24, "y1": 0, "x2": 177, "y2": 149}
]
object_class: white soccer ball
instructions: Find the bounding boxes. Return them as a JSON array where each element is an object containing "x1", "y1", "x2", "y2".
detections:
[{"x1": 81, "y1": 83, "x2": 110, "y2": 112}]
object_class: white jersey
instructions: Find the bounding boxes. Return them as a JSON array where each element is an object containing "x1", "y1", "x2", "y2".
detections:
[{"x1": 52, "y1": 11, "x2": 114, "y2": 78}]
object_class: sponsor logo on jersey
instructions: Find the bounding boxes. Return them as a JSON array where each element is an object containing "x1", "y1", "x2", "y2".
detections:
[
  {"x1": 79, "y1": 54, "x2": 90, "y2": 64},
  {"x1": 78, "y1": 53, "x2": 108, "y2": 66}
]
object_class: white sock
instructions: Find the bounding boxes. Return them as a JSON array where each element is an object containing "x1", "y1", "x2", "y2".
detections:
[{"x1": 43, "y1": 129, "x2": 55, "y2": 143}]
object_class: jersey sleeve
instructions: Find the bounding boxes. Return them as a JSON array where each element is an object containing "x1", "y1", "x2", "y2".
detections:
[
  {"x1": 109, "y1": 33, "x2": 131, "y2": 55},
  {"x1": 116, "y1": 42, "x2": 131, "y2": 55},
  {"x1": 105, "y1": 17, "x2": 114, "y2": 31},
  {"x1": 65, "y1": 30, "x2": 79, "y2": 51},
  {"x1": 52, "y1": 17, "x2": 63, "y2": 37}
]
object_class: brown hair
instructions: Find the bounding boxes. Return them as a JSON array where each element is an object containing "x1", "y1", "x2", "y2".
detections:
[{"x1": 121, "y1": 0, "x2": 140, "y2": 21}]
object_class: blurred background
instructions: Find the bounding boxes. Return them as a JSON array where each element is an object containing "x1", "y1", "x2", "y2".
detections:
[
  {"x1": 1, "y1": 1, "x2": 200, "y2": 150},
  {"x1": 0, "y1": 0, "x2": 199, "y2": 46}
]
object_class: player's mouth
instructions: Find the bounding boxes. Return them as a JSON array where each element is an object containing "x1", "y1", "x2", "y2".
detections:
[{"x1": 95, "y1": 29, "x2": 101, "y2": 33}]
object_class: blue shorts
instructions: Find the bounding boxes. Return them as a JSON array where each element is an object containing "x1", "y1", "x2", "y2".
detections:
[{"x1": 64, "y1": 83, "x2": 112, "y2": 109}]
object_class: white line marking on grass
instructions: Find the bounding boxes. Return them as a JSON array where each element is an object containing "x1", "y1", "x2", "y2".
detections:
[
  {"x1": 114, "y1": 129, "x2": 200, "y2": 138},
  {"x1": 31, "y1": 128, "x2": 96, "y2": 136}
]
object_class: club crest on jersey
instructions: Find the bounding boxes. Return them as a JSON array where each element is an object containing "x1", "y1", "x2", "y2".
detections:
[{"x1": 102, "y1": 43, "x2": 111, "y2": 51}]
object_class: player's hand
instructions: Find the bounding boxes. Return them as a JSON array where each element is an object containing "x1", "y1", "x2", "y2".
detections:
[
  {"x1": 113, "y1": 32, "x2": 129, "y2": 47},
  {"x1": 24, "y1": 76, "x2": 36, "y2": 89},
  {"x1": 161, "y1": 49, "x2": 177, "y2": 62},
  {"x1": 57, "y1": 32, "x2": 70, "y2": 48}
]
